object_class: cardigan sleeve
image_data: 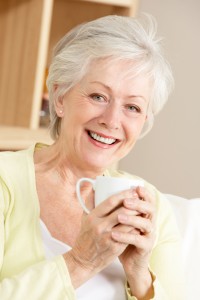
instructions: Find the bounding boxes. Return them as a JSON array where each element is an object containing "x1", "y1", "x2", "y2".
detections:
[
  {"x1": 0, "y1": 177, "x2": 76, "y2": 300},
  {"x1": 125, "y1": 273, "x2": 168, "y2": 300},
  {"x1": 0, "y1": 256, "x2": 76, "y2": 300}
]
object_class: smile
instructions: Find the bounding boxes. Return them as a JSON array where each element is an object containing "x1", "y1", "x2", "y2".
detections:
[{"x1": 88, "y1": 131, "x2": 117, "y2": 145}]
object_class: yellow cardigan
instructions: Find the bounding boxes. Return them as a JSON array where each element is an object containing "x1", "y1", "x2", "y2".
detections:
[{"x1": 0, "y1": 145, "x2": 185, "y2": 299}]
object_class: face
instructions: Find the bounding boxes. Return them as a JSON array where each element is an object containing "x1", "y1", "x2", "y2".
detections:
[{"x1": 56, "y1": 59, "x2": 152, "y2": 173}]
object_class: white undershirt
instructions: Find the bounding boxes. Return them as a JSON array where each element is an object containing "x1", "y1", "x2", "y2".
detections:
[{"x1": 40, "y1": 219, "x2": 127, "y2": 300}]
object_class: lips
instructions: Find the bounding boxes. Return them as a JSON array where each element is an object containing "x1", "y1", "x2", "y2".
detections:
[{"x1": 88, "y1": 130, "x2": 118, "y2": 145}]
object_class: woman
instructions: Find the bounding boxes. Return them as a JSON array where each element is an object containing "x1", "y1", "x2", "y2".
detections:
[{"x1": 0, "y1": 15, "x2": 185, "y2": 299}]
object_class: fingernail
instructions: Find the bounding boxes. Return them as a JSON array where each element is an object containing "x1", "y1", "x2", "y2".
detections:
[{"x1": 112, "y1": 231, "x2": 120, "y2": 239}]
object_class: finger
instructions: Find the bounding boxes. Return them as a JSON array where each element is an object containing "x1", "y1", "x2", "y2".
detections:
[
  {"x1": 93, "y1": 188, "x2": 136, "y2": 217},
  {"x1": 111, "y1": 231, "x2": 151, "y2": 249},
  {"x1": 136, "y1": 186, "x2": 155, "y2": 204},
  {"x1": 117, "y1": 214, "x2": 153, "y2": 235},
  {"x1": 123, "y1": 198, "x2": 154, "y2": 217},
  {"x1": 111, "y1": 226, "x2": 155, "y2": 252},
  {"x1": 94, "y1": 205, "x2": 140, "y2": 231},
  {"x1": 134, "y1": 187, "x2": 157, "y2": 222},
  {"x1": 113, "y1": 224, "x2": 140, "y2": 236}
]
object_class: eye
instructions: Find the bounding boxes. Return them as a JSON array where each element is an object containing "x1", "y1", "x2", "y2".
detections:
[
  {"x1": 126, "y1": 104, "x2": 141, "y2": 113},
  {"x1": 90, "y1": 94, "x2": 106, "y2": 102}
]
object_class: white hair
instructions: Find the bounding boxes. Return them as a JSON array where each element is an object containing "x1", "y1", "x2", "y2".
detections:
[{"x1": 46, "y1": 14, "x2": 174, "y2": 140}]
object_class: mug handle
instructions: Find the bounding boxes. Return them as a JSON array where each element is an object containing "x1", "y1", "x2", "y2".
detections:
[{"x1": 76, "y1": 178, "x2": 95, "y2": 214}]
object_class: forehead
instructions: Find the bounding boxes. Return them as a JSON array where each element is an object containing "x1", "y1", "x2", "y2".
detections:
[{"x1": 81, "y1": 58, "x2": 153, "y2": 95}]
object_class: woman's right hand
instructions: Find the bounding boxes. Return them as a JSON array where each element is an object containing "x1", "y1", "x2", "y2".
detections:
[{"x1": 63, "y1": 188, "x2": 139, "y2": 288}]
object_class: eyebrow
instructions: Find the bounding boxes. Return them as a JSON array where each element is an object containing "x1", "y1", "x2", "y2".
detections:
[
  {"x1": 90, "y1": 81, "x2": 147, "y2": 103},
  {"x1": 90, "y1": 81, "x2": 111, "y2": 91}
]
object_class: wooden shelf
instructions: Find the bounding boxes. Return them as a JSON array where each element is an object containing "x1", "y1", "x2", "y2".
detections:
[
  {"x1": 0, "y1": 0, "x2": 139, "y2": 140},
  {"x1": 0, "y1": 126, "x2": 53, "y2": 151}
]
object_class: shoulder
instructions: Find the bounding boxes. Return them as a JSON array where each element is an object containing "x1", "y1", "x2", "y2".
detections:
[
  {"x1": 0, "y1": 145, "x2": 34, "y2": 168},
  {"x1": 0, "y1": 145, "x2": 35, "y2": 188},
  {"x1": 0, "y1": 145, "x2": 35, "y2": 214}
]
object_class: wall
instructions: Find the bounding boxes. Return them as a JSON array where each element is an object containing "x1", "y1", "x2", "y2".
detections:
[{"x1": 119, "y1": 0, "x2": 200, "y2": 198}]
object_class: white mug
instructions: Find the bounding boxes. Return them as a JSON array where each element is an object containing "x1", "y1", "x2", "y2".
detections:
[{"x1": 76, "y1": 176, "x2": 144, "y2": 214}]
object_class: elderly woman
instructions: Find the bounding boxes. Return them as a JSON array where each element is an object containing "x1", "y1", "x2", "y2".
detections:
[{"x1": 0, "y1": 15, "x2": 185, "y2": 299}]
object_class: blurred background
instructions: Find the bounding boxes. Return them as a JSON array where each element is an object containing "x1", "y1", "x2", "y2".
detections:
[
  {"x1": 120, "y1": 0, "x2": 200, "y2": 198},
  {"x1": 0, "y1": 0, "x2": 199, "y2": 198}
]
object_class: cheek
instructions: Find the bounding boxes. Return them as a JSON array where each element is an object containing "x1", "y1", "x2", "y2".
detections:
[
  {"x1": 122, "y1": 122, "x2": 146, "y2": 151},
  {"x1": 126, "y1": 118, "x2": 146, "y2": 139}
]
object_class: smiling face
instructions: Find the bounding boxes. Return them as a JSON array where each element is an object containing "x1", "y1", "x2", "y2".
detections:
[{"x1": 55, "y1": 59, "x2": 152, "y2": 174}]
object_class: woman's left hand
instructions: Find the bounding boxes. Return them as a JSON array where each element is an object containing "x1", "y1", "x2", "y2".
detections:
[{"x1": 111, "y1": 186, "x2": 156, "y2": 298}]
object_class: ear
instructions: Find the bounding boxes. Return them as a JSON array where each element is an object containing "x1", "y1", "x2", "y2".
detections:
[{"x1": 53, "y1": 85, "x2": 64, "y2": 117}]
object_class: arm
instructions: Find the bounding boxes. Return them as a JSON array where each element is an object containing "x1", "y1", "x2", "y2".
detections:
[
  {"x1": 0, "y1": 178, "x2": 76, "y2": 300},
  {"x1": 0, "y1": 176, "x2": 139, "y2": 298}
]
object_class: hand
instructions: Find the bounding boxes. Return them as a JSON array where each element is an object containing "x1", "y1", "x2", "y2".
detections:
[
  {"x1": 111, "y1": 186, "x2": 156, "y2": 299},
  {"x1": 64, "y1": 188, "x2": 141, "y2": 288}
]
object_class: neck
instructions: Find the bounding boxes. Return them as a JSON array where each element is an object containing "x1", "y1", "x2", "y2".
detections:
[{"x1": 34, "y1": 142, "x2": 106, "y2": 186}]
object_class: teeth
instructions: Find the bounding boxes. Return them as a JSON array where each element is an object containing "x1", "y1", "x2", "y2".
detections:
[{"x1": 90, "y1": 131, "x2": 116, "y2": 145}]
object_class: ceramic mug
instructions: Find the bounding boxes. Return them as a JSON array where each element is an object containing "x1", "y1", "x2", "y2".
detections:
[{"x1": 76, "y1": 176, "x2": 144, "y2": 214}]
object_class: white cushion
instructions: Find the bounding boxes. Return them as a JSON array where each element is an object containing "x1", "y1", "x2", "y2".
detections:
[{"x1": 165, "y1": 194, "x2": 200, "y2": 299}]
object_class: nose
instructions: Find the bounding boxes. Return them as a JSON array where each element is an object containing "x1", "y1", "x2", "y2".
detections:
[{"x1": 98, "y1": 102, "x2": 120, "y2": 130}]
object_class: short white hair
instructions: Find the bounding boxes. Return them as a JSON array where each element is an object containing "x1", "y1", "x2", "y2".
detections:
[{"x1": 47, "y1": 14, "x2": 174, "y2": 140}]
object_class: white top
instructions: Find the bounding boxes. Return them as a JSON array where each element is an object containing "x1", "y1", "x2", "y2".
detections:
[{"x1": 40, "y1": 220, "x2": 127, "y2": 300}]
